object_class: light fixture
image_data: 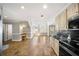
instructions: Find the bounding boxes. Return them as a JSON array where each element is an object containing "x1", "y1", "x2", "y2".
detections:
[
  {"x1": 41, "y1": 14, "x2": 44, "y2": 17},
  {"x1": 20, "y1": 25, "x2": 26, "y2": 31},
  {"x1": 4, "y1": 16, "x2": 7, "y2": 18},
  {"x1": 37, "y1": 33, "x2": 40, "y2": 36},
  {"x1": 43, "y1": 4, "x2": 47, "y2": 9},
  {"x1": 21, "y1": 6, "x2": 25, "y2": 9},
  {"x1": 22, "y1": 25, "x2": 26, "y2": 28}
]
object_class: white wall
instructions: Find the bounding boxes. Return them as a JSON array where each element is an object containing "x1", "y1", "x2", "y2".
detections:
[
  {"x1": 20, "y1": 22, "x2": 31, "y2": 38},
  {"x1": 8, "y1": 24, "x2": 12, "y2": 40},
  {"x1": 29, "y1": 18, "x2": 49, "y2": 38},
  {"x1": 0, "y1": 7, "x2": 2, "y2": 53},
  {"x1": 3, "y1": 24, "x2": 12, "y2": 41},
  {"x1": 30, "y1": 18, "x2": 55, "y2": 38},
  {"x1": 3, "y1": 24, "x2": 8, "y2": 41},
  {"x1": 30, "y1": 19, "x2": 49, "y2": 38},
  {"x1": 12, "y1": 23, "x2": 21, "y2": 41},
  {"x1": 12, "y1": 22, "x2": 31, "y2": 41},
  {"x1": 0, "y1": 16, "x2": 2, "y2": 53}
]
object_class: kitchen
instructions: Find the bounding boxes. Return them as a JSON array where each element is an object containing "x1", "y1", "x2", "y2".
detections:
[{"x1": 0, "y1": 3, "x2": 79, "y2": 56}]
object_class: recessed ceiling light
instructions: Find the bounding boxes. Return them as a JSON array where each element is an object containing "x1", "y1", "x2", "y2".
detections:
[
  {"x1": 21, "y1": 6, "x2": 24, "y2": 9},
  {"x1": 4, "y1": 16, "x2": 7, "y2": 18},
  {"x1": 43, "y1": 4, "x2": 47, "y2": 9}
]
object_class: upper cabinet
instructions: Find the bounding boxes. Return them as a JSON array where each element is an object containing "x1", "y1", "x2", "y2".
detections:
[
  {"x1": 59, "y1": 10, "x2": 67, "y2": 30},
  {"x1": 55, "y1": 15, "x2": 61, "y2": 31},
  {"x1": 55, "y1": 3, "x2": 79, "y2": 31},
  {"x1": 55, "y1": 10, "x2": 67, "y2": 31},
  {"x1": 67, "y1": 3, "x2": 79, "y2": 19}
]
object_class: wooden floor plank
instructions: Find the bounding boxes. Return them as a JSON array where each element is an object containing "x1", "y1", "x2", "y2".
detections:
[{"x1": 2, "y1": 35, "x2": 57, "y2": 56}]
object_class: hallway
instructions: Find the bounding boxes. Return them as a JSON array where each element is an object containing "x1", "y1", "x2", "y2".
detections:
[{"x1": 2, "y1": 35, "x2": 56, "y2": 56}]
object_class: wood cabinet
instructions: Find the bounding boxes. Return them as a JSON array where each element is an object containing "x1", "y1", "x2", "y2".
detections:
[
  {"x1": 54, "y1": 39, "x2": 59, "y2": 56},
  {"x1": 55, "y1": 10, "x2": 67, "y2": 31},
  {"x1": 59, "y1": 10, "x2": 67, "y2": 30},
  {"x1": 55, "y1": 3, "x2": 79, "y2": 31},
  {"x1": 53, "y1": 3, "x2": 79, "y2": 56},
  {"x1": 55, "y1": 15, "x2": 61, "y2": 31},
  {"x1": 67, "y1": 3, "x2": 79, "y2": 19},
  {"x1": 50, "y1": 37, "x2": 59, "y2": 56}
]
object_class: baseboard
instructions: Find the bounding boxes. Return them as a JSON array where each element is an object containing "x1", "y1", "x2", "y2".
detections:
[
  {"x1": 12, "y1": 39, "x2": 22, "y2": 41},
  {"x1": 4, "y1": 39, "x2": 11, "y2": 41}
]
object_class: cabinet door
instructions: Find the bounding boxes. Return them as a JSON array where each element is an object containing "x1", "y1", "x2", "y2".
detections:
[
  {"x1": 73, "y1": 3, "x2": 79, "y2": 15},
  {"x1": 67, "y1": 3, "x2": 79, "y2": 19},
  {"x1": 60, "y1": 10, "x2": 67, "y2": 30},
  {"x1": 54, "y1": 39, "x2": 59, "y2": 56},
  {"x1": 50, "y1": 38, "x2": 59, "y2": 56},
  {"x1": 55, "y1": 15, "x2": 61, "y2": 31},
  {"x1": 50, "y1": 37, "x2": 55, "y2": 49}
]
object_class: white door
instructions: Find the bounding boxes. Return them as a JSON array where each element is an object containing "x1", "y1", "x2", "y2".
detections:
[{"x1": 8, "y1": 24, "x2": 12, "y2": 40}]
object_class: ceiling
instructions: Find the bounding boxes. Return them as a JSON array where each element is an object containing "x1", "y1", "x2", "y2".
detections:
[{"x1": 0, "y1": 3, "x2": 69, "y2": 24}]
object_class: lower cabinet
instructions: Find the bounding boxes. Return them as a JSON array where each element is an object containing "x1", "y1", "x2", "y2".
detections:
[
  {"x1": 50, "y1": 37, "x2": 59, "y2": 56},
  {"x1": 54, "y1": 39, "x2": 59, "y2": 56}
]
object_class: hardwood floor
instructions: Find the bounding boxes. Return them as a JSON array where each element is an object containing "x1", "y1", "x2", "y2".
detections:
[{"x1": 2, "y1": 35, "x2": 57, "y2": 56}]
